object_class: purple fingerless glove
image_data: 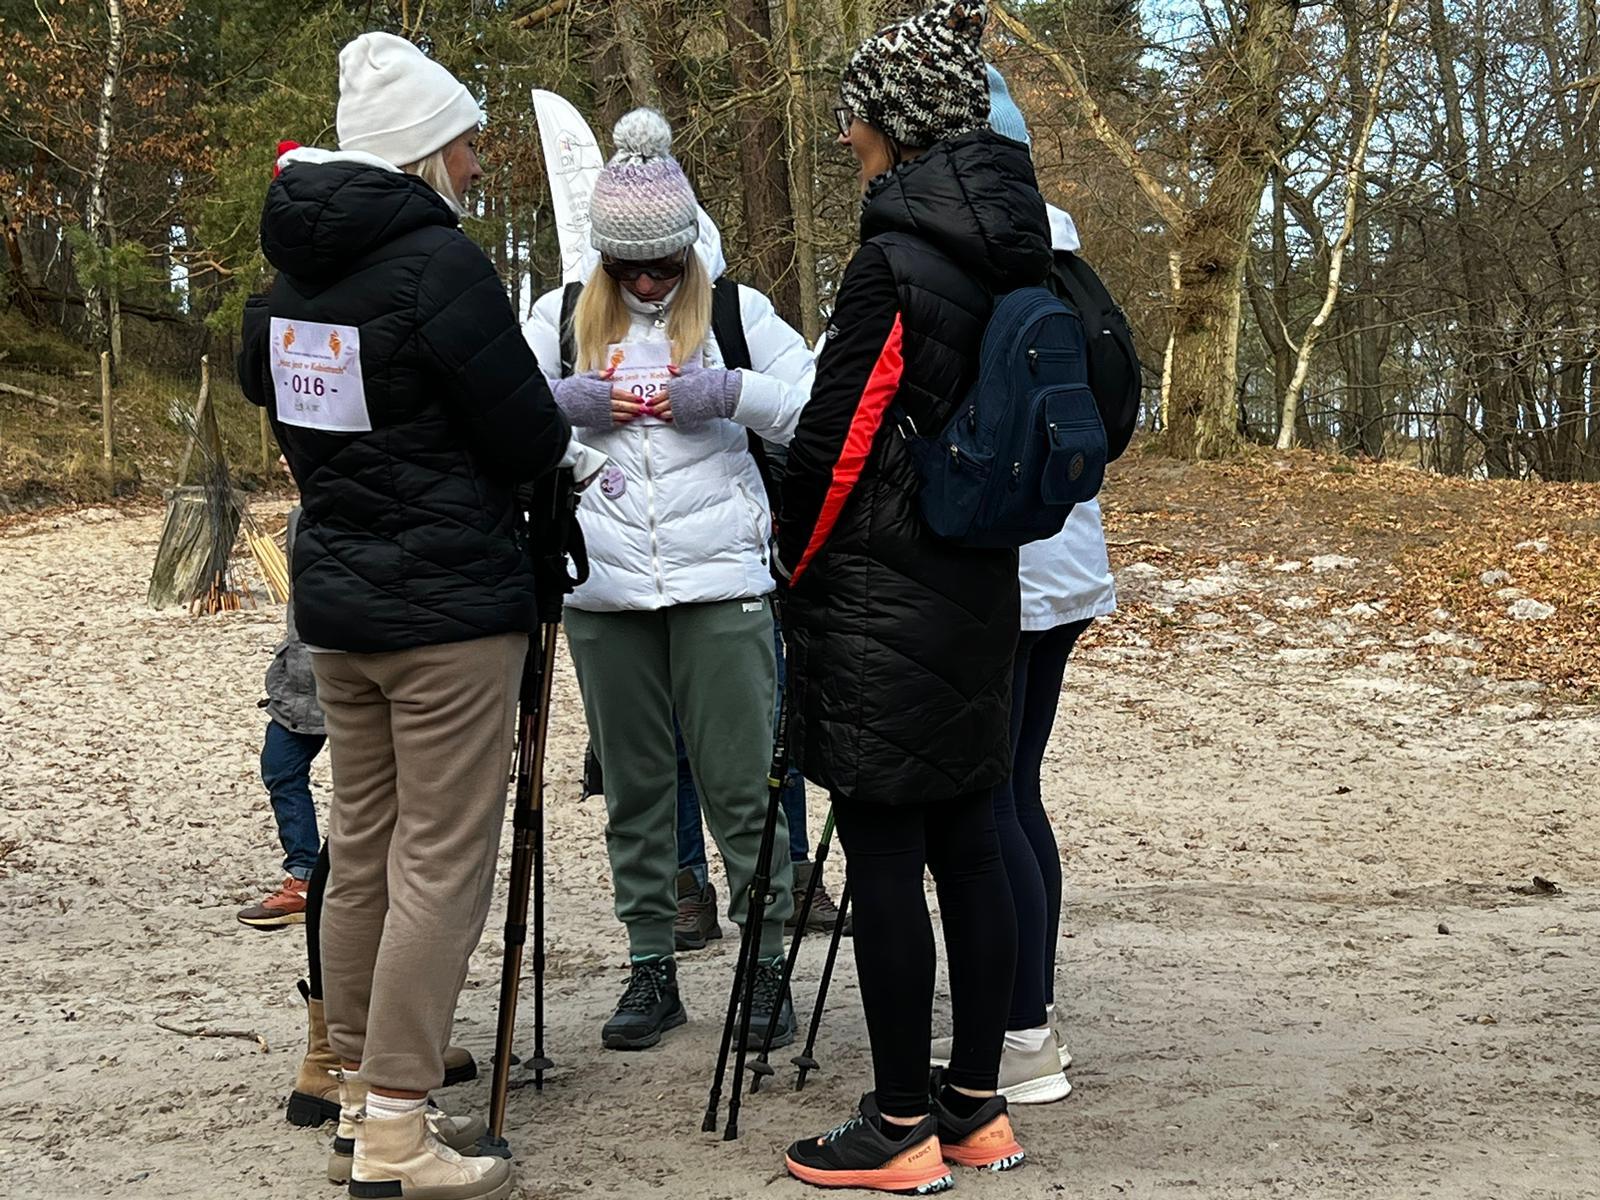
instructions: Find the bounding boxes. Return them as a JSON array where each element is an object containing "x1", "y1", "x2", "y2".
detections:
[
  {"x1": 551, "y1": 373, "x2": 615, "y2": 429},
  {"x1": 666, "y1": 364, "x2": 743, "y2": 429}
]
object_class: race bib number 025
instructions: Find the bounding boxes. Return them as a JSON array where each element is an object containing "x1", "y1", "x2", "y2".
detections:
[
  {"x1": 270, "y1": 317, "x2": 371, "y2": 433},
  {"x1": 606, "y1": 340, "x2": 672, "y2": 421}
]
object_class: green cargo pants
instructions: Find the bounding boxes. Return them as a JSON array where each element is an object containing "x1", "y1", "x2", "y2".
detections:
[{"x1": 564, "y1": 596, "x2": 793, "y2": 960}]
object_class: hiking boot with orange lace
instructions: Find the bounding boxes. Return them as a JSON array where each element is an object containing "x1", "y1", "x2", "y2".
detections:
[
  {"x1": 930, "y1": 1088, "x2": 1025, "y2": 1172},
  {"x1": 237, "y1": 877, "x2": 308, "y2": 929},
  {"x1": 785, "y1": 1094, "x2": 953, "y2": 1194}
]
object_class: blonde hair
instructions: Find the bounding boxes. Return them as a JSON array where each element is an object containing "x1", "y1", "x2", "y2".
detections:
[
  {"x1": 572, "y1": 251, "x2": 712, "y2": 373},
  {"x1": 401, "y1": 148, "x2": 465, "y2": 217}
]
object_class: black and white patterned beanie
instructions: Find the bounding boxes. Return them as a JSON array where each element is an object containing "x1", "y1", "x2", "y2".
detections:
[{"x1": 840, "y1": 0, "x2": 990, "y2": 149}]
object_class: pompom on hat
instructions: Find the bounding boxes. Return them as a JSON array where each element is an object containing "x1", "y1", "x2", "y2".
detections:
[
  {"x1": 840, "y1": 0, "x2": 990, "y2": 150},
  {"x1": 336, "y1": 32, "x2": 484, "y2": 167},
  {"x1": 589, "y1": 109, "x2": 700, "y2": 262}
]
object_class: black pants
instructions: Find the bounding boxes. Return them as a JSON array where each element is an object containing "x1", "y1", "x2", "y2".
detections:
[
  {"x1": 994, "y1": 619, "x2": 1090, "y2": 1029},
  {"x1": 834, "y1": 791, "x2": 1017, "y2": 1118},
  {"x1": 305, "y1": 840, "x2": 331, "y2": 999}
]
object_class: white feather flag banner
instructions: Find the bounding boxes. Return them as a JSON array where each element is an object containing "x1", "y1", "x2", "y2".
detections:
[{"x1": 531, "y1": 89, "x2": 604, "y2": 285}]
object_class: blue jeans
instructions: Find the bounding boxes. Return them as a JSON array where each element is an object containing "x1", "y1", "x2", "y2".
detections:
[
  {"x1": 261, "y1": 720, "x2": 326, "y2": 881},
  {"x1": 677, "y1": 621, "x2": 808, "y2": 883}
]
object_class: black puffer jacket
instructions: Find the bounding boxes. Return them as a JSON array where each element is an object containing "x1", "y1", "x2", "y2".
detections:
[
  {"x1": 238, "y1": 156, "x2": 569, "y2": 652},
  {"x1": 778, "y1": 131, "x2": 1052, "y2": 805}
]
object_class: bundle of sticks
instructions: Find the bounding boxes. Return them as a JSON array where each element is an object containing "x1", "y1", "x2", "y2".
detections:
[
  {"x1": 192, "y1": 569, "x2": 256, "y2": 616},
  {"x1": 242, "y1": 517, "x2": 291, "y2": 604}
]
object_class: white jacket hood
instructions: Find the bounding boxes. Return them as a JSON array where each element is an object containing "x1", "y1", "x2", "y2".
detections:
[{"x1": 1018, "y1": 206, "x2": 1116, "y2": 631}]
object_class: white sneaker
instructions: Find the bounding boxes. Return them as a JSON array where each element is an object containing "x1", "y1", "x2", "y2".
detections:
[
  {"x1": 327, "y1": 1072, "x2": 491, "y2": 1185},
  {"x1": 351, "y1": 1106, "x2": 511, "y2": 1200},
  {"x1": 930, "y1": 1030, "x2": 1073, "y2": 1105}
]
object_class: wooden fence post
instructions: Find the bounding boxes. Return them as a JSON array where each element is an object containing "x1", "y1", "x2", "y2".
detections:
[{"x1": 100, "y1": 350, "x2": 113, "y2": 489}]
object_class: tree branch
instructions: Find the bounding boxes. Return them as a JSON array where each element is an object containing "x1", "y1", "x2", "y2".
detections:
[{"x1": 990, "y1": 0, "x2": 1186, "y2": 228}]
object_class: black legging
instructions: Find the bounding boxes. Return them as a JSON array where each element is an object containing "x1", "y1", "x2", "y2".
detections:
[
  {"x1": 305, "y1": 840, "x2": 331, "y2": 1000},
  {"x1": 994, "y1": 619, "x2": 1090, "y2": 1029},
  {"x1": 834, "y1": 791, "x2": 1017, "y2": 1118}
]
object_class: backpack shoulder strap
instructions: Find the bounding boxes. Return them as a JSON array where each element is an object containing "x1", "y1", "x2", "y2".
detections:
[
  {"x1": 557, "y1": 281, "x2": 584, "y2": 378},
  {"x1": 708, "y1": 277, "x2": 780, "y2": 511},
  {"x1": 711, "y1": 278, "x2": 752, "y2": 370}
]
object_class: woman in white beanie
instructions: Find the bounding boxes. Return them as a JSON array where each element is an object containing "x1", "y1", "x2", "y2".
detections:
[
  {"x1": 239, "y1": 31, "x2": 569, "y2": 1200},
  {"x1": 523, "y1": 108, "x2": 814, "y2": 1055}
]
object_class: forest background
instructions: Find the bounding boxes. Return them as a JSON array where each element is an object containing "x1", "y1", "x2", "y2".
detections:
[{"x1": 0, "y1": 0, "x2": 1597, "y2": 498}]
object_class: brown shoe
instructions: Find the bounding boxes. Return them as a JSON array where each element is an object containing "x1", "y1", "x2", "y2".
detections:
[
  {"x1": 787, "y1": 860, "x2": 851, "y2": 936},
  {"x1": 237, "y1": 877, "x2": 308, "y2": 929},
  {"x1": 674, "y1": 868, "x2": 721, "y2": 951},
  {"x1": 286, "y1": 980, "x2": 341, "y2": 1127}
]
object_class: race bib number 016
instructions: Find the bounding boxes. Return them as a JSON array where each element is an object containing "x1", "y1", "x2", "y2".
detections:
[{"x1": 270, "y1": 317, "x2": 371, "y2": 433}]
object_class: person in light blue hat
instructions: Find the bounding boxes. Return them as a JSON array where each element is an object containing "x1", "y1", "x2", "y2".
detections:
[{"x1": 928, "y1": 62, "x2": 1118, "y2": 1108}]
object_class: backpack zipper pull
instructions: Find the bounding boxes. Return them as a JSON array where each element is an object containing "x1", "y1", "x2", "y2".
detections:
[{"x1": 1027, "y1": 348, "x2": 1039, "y2": 372}]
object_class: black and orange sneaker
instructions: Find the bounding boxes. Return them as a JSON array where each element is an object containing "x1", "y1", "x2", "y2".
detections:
[
  {"x1": 930, "y1": 1088, "x2": 1025, "y2": 1173},
  {"x1": 785, "y1": 1094, "x2": 953, "y2": 1194}
]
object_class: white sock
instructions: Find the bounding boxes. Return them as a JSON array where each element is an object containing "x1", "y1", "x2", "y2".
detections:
[
  {"x1": 1005, "y1": 1025, "x2": 1053, "y2": 1054},
  {"x1": 365, "y1": 1092, "x2": 427, "y2": 1121}
]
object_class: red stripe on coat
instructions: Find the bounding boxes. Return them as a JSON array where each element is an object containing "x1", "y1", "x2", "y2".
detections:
[{"x1": 790, "y1": 316, "x2": 905, "y2": 586}]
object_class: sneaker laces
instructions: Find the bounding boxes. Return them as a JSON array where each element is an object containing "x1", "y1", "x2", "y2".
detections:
[
  {"x1": 750, "y1": 959, "x2": 786, "y2": 1018},
  {"x1": 616, "y1": 960, "x2": 669, "y2": 1014},
  {"x1": 821, "y1": 1114, "x2": 867, "y2": 1144}
]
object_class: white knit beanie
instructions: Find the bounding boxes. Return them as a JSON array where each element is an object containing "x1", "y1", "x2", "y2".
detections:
[
  {"x1": 589, "y1": 110, "x2": 700, "y2": 261},
  {"x1": 336, "y1": 32, "x2": 484, "y2": 167}
]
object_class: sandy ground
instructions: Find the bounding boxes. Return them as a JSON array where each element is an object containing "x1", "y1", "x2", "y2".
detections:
[{"x1": 2, "y1": 496, "x2": 1598, "y2": 1200}]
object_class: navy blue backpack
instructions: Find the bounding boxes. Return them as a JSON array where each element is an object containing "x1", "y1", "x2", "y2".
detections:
[{"x1": 905, "y1": 287, "x2": 1107, "y2": 548}]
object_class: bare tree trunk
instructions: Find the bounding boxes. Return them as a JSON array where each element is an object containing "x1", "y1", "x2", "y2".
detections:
[
  {"x1": 85, "y1": 0, "x2": 126, "y2": 366},
  {"x1": 723, "y1": 0, "x2": 802, "y2": 324},
  {"x1": 587, "y1": 0, "x2": 659, "y2": 130},
  {"x1": 781, "y1": 0, "x2": 821, "y2": 340},
  {"x1": 1277, "y1": 0, "x2": 1400, "y2": 451}
]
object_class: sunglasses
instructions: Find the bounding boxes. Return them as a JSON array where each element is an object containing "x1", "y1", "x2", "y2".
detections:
[
  {"x1": 602, "y1": 254, "x2": 687, "y2": 283},
  {"x1": 834, "y1": 106, "x2": 856, "y2": 138}
]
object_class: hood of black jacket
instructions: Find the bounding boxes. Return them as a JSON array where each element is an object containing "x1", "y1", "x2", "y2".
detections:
[
  {"x1": 860, "y1": 130, "x2": 1052, "y2": 293},
  {"x1": 260, "y1": 160, "x2": 458, "y2": 282}
]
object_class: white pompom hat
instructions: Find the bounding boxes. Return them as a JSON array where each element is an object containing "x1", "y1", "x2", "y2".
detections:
[{"x1": 336, "y1": 32, "x2": 484, "y2": 167}]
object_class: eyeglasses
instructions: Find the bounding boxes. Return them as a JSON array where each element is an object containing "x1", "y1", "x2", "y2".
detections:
[
  {"x1": 834, "y1": 107, "x2": 855, "y2": 138},
  {"x1": 602, "y1": 254, "x2": 687, "y2": 283}
]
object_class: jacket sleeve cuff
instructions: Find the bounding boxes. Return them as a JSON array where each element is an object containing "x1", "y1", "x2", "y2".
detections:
[{"x1": 731, "y1": 370, "x2": 801, "y2": 443}]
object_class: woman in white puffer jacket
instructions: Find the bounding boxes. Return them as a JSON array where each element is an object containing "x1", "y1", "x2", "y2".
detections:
[{"x1": 522, "y1": 109, "x2": 812, "y2": 1054}]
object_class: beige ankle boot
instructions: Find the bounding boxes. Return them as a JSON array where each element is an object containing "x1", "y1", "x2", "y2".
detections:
[
  {"x1": 349, "y1": 1106, "x2": 512, "y2": 1200},
  {"x1": 327, "y1": 1073, "x2": 493, "y2": 1184},
  {"x1": 286, "y1": 982, "x2": 341, "y2": 1127}
]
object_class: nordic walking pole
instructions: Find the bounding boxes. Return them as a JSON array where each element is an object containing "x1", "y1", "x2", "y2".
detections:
[
  {"x1": 793, "y1": 879, "x2": 850, "y2": 1092},
  {"x1": 487, "y1": 471, "x2": 586, "y2": 1147},
  {"x1": 702, "y1": 698, "x2": 788, "y2": 1139},
  {"x1": 750, "y1": 803, "x2": 838, "y2": 1093}
]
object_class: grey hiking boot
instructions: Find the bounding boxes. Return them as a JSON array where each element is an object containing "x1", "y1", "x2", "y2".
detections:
[
  {"x1": 602, "y1": 956, "x2": 688, "y2": 1050},
  {"x1": 738, "y1": 956, "x2": 796, "y2": 1050},
  {"x1": 674, "y1": 869, "x2": 721, "y2": 951}
]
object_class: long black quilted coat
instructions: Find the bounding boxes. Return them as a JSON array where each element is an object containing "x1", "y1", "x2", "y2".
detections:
[
  {"x1": 238, "y1": 159, "x2": 569, "y2": 652},
  {"x1": 778, "y1": 131, "x2": 1052, "y2": 805}
]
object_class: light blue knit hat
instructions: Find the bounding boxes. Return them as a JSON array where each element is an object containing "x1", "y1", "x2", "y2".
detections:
[{"x1": 986, "y1": 65, "x2": 1030, "y2": 146}]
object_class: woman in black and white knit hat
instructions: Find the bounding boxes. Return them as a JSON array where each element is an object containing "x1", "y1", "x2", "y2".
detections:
[{"x1": 778, "y1": 1, "x2": 1053, "y2": 1191}]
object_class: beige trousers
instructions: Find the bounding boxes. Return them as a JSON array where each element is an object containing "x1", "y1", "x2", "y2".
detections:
[{"x1": 311, "y1": 633, "x2": 527, "y2": 1093}]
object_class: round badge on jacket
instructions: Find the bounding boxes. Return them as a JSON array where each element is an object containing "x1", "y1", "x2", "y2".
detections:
[{"x1": 599, "y1": 464, "x2": 627, "y2": 501}]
